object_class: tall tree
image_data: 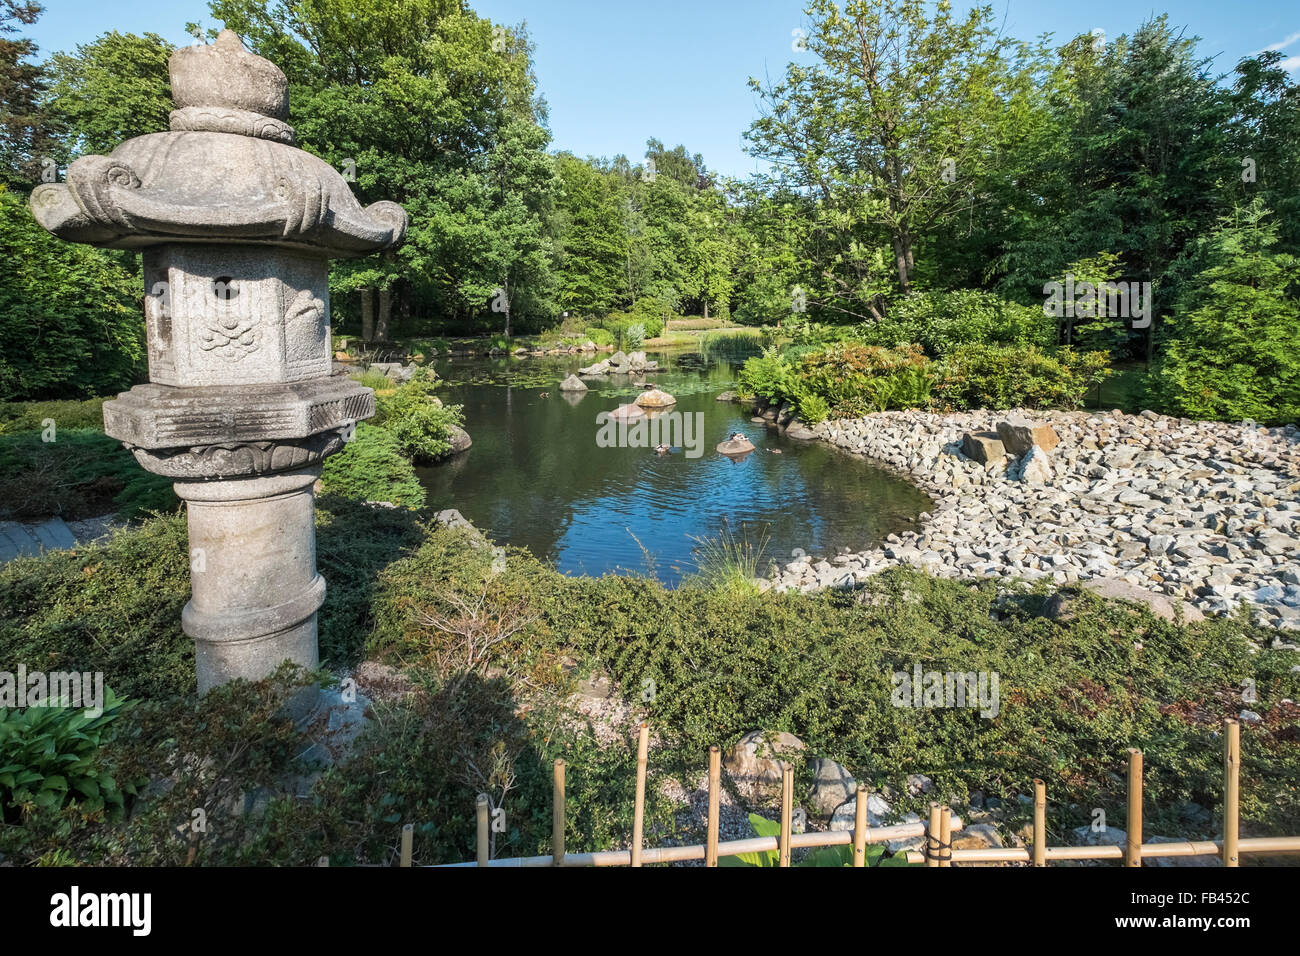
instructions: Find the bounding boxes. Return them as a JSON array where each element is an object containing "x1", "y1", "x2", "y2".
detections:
[
  {"x1": 746, "y1": 0, "x2": 1021, "y2": 306},
  {"x1": 0, "y1": 0, "x2": 51, "y2": 189}
]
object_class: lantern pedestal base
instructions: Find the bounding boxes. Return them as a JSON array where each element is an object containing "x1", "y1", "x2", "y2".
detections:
[{"x1": 175, "y1": 468, "x2": 324, "y2": 695}]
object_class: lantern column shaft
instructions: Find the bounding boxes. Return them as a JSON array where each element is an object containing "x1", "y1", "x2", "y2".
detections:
[{"x1": 176, "y1": 468, "x2": 325, "y2": 693}]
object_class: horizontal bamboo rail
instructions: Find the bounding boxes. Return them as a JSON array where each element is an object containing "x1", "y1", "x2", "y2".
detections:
[
  {"x1": 903, "y1": 836, "x2": 1300, "y2": 866},
  {"x1": 434, "y1": 818, "x2": 960, "y2": 868}
]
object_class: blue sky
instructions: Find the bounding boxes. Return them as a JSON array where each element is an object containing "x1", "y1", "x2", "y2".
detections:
[{"x1": 25, "y1": 1, "x2": 1300, "y2": 178}]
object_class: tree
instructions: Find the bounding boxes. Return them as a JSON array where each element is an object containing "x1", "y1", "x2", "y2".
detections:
[
  {"x1": 0, "y1": 186, "x2": 143, "y2": 400},
  {"x1": 0, "y1": 0, "x2": 52, "y2": 190},
  {"x1": 210, "y1": 0, "x2": 558, "y2": 336},
  {"x1": 43, "y1": 31, "x2": 173, "y2": 161},
  {"x1": 1148, "y1": 202, "x2": 1300, "y2": 424},
  {"x1": 746, "y1": 0, "x2": 1022, "y2": 305}
]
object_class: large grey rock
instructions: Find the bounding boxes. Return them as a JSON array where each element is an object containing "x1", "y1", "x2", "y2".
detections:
[
  {"x1": 559, "y1": 374, "x2": 588, "y2": 392},
  {"x1": 724, "y1": 730, "x2": 806, "y2": 804},
  {"x1": 1045, "y1": 578, "x2": 1205, "y2": 624},
  {"x1": 447, "y1": 425, "x2": 472, "y2": 455},
  {"x1": 1018, "y1": 445, "x2": 1054, "y2": 484},
  {"x1": 962, "y1": 431, "x2": 1006, "y2": 465},
  {"x1": 997, "y1": 417, "x2": 1060, "y2": 457},
  {"x1": 829, "y1": 791, "x2": 892, "y2": 831},
  {"x1": 808, "y1": 758, "x2": 857, "y2": 817}
]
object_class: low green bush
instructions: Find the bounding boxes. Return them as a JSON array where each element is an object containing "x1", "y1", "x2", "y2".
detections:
[
  {"x1": 375, "y1": 371, "x2": 466, "y2": 464},
  {"x1": 584, "y1": 326, "x2": 615, "y2": 347},
  {"x1": 0, "y1": 429, "x2": 178, "y2": 521},
  {"x1": 0, "y1": 398, "x2": 107, "y2": 435},
  {"x1": 319, "y1": 424, "x2": 426, "y2": 508},
  {"x1": 937, "y1": 344, "x2": 1111, "y2": 411},
  {"x1": 0, "y1": 689, "x2": 138, "y2": 823},
  {"x1": 860, "y1": 290, "x2": 1054, "y2": 357},
  {"x1": 739, "y1": 343, "x2": 935, "y2": 419}
]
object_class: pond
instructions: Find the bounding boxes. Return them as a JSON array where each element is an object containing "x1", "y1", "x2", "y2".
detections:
[{"x1": 417, "y1": 348, "x2": 932, "y2": 585}]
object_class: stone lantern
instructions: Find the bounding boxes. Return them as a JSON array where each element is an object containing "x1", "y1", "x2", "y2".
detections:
[{"x1": 30, "y1": 31, "x2": 408, "y2": 693}]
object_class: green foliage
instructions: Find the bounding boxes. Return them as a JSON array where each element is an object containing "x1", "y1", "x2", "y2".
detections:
[
  {"x1": 0, "y1": 428, "x2": 177, "y2": 521},
  {"x1": 0, "y1": 515, "x2": 194, "y2": 701},
  {"x1": 0, "y1": 689, "x2": 136, "y2": 822},
  {"x1": 0, "y1": 397, "x2": 106, "y2": 435},
  {"x1": 861, "y1": 290, "x2": 1054, "y2": 356},
  {"x1": 687, "y1": 522, "x2": 771, "y2": 595},
  {"x1": 1148, "y1": 204, "x2": 1300, "y2": 424},
  {"x1": 583, "y1": 326, "x2": 614, "y2": 347},
  {"x1": 375, "y1": 370, "x2": 466, "y2": 464},
  {"x1": 44, "y1": 31, "x2": 173, "y2": 159},
  {"x1": 0, "y1": 188, "x2": 144, "y2": 401},
  {"x1": 937, "y1": 344, "x2": 1111, "y2": 411},
  {"x1": 319, "y1": 423, "x2": 425, "y2": 508},
  {"x1": 2, "y1": 515, "x2": 1298, "y2": 864}
]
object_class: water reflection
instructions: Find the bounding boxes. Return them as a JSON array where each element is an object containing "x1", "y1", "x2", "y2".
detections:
[{"x1": 417, "y1": 349, "x2": 932, "y2": 585}]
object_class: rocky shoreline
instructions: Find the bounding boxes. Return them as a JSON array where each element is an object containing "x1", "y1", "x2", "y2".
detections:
[{"x1": 770, "y1": 408, "x2": 1300, "y2": 630}]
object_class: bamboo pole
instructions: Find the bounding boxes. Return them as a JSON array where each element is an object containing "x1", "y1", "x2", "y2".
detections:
[
  {"x1": 1033, "y1": 778, "x2": 1046, "y2": 867},
  {"x1": 400, "y1": 822, "x2": 414, "y2": 868},
  {"x1": 706, "y1": 746, "x2": 721, "y2": 868},
  {"x1": 779, "y1": 766, "x2": 794, "y2": 867},
  {"x1": 852, "y1": 784, "x2": 869, "y2": 868},
  {"x1": 631, "y1": 723, "x2": 649, "y2": 868},
  {"x1": 476, "y1": 794, "x2": 490, "y2": 867},
  {"x1": 553, "y1": 758, "x2": 566, "y2": 867},
  {"x1": 939, "y1": 805, "x2": 953, "y2": 867},
  {"x1": 1223, "y1": 719, "x2": 1240, "y2": 868},
  {"x1": 926, "y1": 802, "x2": 942, "y2": 867},
  {"x1": 1126, "y1": 749, "x2": 1143, "y2": 867}
]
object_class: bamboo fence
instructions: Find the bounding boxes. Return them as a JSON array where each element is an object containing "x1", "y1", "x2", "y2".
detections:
[{"x1": 410, "y1": 718, "x2": 1300, "y2": 868}]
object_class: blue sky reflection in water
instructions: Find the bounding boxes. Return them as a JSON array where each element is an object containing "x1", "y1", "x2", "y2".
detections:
[{"x1": 416, "y1": 349, "x2": 932, "y2": 585}]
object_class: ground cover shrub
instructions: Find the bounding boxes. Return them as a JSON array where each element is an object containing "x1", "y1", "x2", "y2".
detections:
[
  {"x1": 1, "y1": 516, "x2": 1297, "y2": 865},
  {"x1": 936, "y1": 344, "x2": 1111, "y2": 411},
  {"x1": 860, "y1": 289, "x2": 1054, "y2": 357},
  {"x1": 319, "y1": 424, "x2": 426, "y2": 508},
  {"x1": 0, "y1": 398, "x2": 107, "y2": 435},
  {"x1": 0, "y1": 429, "x2": 178, "y2": 521}
]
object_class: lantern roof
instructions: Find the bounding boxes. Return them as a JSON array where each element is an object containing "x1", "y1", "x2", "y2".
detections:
[{"x1": 30, "y1": 30, "x2": 407, "y2": 259}]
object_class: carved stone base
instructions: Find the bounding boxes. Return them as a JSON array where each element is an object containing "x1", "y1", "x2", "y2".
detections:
[
  {"x1": 103, "y1": 374, "x2": 374, "y2": 451},
  {"x1": 176, "y1": 468, "x2": 323, "y2": 694}
]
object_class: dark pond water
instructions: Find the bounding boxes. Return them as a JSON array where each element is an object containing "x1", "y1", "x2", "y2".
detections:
[{"x1": 416, "y1": 349, "x2": 932, "y2": 585}]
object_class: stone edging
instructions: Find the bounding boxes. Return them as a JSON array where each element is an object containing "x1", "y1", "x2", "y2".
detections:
[{"x1": 771, "y1": 408, "x2": 1300, "y2": 631}]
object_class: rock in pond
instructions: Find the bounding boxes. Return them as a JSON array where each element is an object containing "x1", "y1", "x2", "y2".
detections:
[
  {"x1": 635, "y1": 388, "x2": 676, "y2": 408},
  {"x1": 608, "y1": 403, "x2": 645, "y2": 422},
  {"x1": 717, "y1": 434, "x2": 756, "y2": 457},
  {"x1": 447, "y1": 425, "x2": 472, "y2": 455},
  {"x1": 559, "y1": 374, "x2": 588, "y2": 392}
]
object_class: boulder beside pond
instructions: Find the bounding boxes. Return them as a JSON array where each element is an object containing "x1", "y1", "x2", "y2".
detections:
[{"x1": 559, "y1": 374, "x2": 588, "y2": 392}]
